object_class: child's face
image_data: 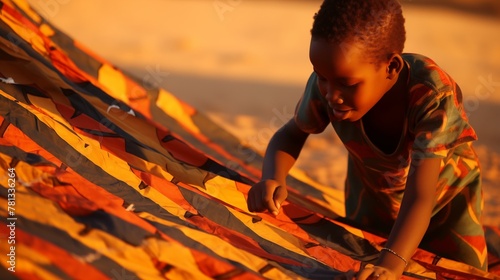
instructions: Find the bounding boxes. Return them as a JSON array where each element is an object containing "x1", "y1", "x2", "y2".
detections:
[{"x1": 309, "y1": 37, "x2": 394, "y2": 122}]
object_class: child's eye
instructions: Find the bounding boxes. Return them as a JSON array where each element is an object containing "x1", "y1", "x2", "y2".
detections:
[{"x1": 342, "y1": 82, "x2": 359, "y2": 88}]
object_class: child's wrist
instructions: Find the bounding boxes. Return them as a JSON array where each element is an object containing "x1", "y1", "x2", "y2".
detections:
[
  {"x1": 261, "y1": 177, "x2": 284, "y2": 186},
  {"x1": 381, "y1": 247, "x2": 408, "y2": 267},
  {"x1": 376, "y1": 250, "x2": 407, "y2": 276}
]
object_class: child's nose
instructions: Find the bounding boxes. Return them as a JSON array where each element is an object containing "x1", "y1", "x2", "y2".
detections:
[{"x1": 326, "y1": 89, "x2": 343, "y2": 105}]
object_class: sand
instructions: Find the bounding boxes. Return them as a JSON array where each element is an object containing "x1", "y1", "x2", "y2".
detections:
[{"x1": 27, "y1": 0, "x2": 500, "y2": 225}]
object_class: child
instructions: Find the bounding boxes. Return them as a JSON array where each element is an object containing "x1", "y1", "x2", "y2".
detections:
[{"x1": 246, "y1": 0, "x2": 487, "y2": 279}]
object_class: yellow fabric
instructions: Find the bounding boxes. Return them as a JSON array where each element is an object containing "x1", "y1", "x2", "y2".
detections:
[
  {"x1": 289, "y1": 167, "x2": 345, "y2": 217},
  {"x1": 39, "y1": 23, "x2": 55, "y2": 37},
  {"x1": 0, "y1": 153, "x2": 51, "y2": 188},
  {"x1": 81, "y1": 94, "x2": 209, "y2": 187},
  {"x1": 156, "y1": 89, "x2": 200, "y2": 134},
  {"x1": 202, "y1": 175, "x2": 250, "y2": 211},
  {"x1": 25, "y1": 94, "x2": 74, "y2": 134},
  {"x1": 142, "y1": 237, "x2": 215, "y2": 280},
  {"x1": 228, "y1": 208, "x2": 312, "y2": 259},
  {"x1": 0, "y1": 5, "x2": 48, "y2": 57},
  {"x1": 140, "y1": 213, "x2": 299, "y2": 280},
  {"x1": 97, "y1": 64, "x2": 129, "y2": 103},
  {"x1": 0, "y1": 243, "x2": 60, "y2": 280},
  {"x1": 0, "y1": 90, "x2": 193, "y2": 220},
  {"x1": 11, "y1": 0, "x2": 42, "y2": 23},
  {"x1": 0, "y1": 189, "x2": 165, "y2": 279}
]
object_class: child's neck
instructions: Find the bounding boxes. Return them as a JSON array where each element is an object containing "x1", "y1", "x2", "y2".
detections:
[
  {"x1": 362, "y1": 62, "x2": 409, "y2": 154},
  {"x1": 375, "y1": 62, "x2": 409, "y2": 114}
]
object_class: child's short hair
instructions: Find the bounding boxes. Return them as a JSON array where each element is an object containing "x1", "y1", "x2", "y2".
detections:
[{"x1": 311, "y1": 0, "x2": 406, "y2": 65}]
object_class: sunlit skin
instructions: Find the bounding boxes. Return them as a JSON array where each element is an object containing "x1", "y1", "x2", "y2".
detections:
[
  {"x1": 248, "y1": 37, "x2": 442, "y2": 280},
  {"x1": 310, "y1": 37, "x2": 394, "y2": 122},
  {"x1": 310, "y1": 37, "x2": 409, "y2": 154}
]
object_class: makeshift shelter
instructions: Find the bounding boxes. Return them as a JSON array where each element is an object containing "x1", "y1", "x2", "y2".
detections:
[{"x1": 0, "y1": 0, "x2": 499, "y2": 279}]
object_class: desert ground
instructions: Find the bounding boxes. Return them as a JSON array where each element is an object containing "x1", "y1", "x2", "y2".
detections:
[{"x1": 26, "y1": 0, "x2": 500, "y2": 225}]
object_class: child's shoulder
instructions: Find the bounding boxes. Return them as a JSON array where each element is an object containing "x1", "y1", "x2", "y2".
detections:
[{"x1": 402, "y1": 53, "x2": 455, "y2": 93}]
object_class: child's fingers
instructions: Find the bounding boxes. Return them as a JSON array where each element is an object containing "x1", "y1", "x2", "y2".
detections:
[
  {"x1": 263, "y1": 181, "x2": 280, "y2": 215},
  {"x1": 247, "y1": 180, "x2": 276, "y2": 213},
  {"x1": 247, "y1": 186, "x2": 257, "y2": 212},
  {"x1": 247, "y1": 184, "x2": 264, "y2": 212},
  {"x1": 272, "y1": 185, "x2": 288, "y2": 214},
  {"x1": 247, "y1": 180, "x2": 285, "y2": 215}
]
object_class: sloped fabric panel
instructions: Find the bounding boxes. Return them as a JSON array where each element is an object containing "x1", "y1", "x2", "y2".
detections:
[{"x1": 0, "y1": 0, "x2": 499, "y2": 279}]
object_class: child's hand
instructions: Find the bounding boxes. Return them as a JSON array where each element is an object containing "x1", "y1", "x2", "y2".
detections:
[
  {"x1": 247, "y1": 179, "x2": 288, "y2": 215},
  {"x1": 356, "y1": 264, "x2": 397, "y2": 280}
]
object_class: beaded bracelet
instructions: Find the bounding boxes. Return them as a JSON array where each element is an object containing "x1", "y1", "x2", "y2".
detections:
[{"x1": 381, "y1": 247, "x2": 408, "y2": 267}]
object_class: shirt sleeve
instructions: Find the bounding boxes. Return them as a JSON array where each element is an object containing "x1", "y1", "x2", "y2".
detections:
[
  {"x1": 409, "y1": 83, "x2": 477, "y2": 158},
  {"x1": 293, "y1": 72, "x2": 331, "y2": 134}
]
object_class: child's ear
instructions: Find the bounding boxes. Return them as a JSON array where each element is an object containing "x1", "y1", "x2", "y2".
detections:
[{"x1": 386, "y1": 54, "x2": 404, "y2": 80}]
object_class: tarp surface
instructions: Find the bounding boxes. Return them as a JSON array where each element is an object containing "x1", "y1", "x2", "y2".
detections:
[{"x1": 0, "y1": 0, "x2": 499, "y2": 279}]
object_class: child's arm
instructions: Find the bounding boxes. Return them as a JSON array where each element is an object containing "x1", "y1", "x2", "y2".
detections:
[
  {"x1": 358, "y1": 157, "x2": 441, "y2": 279},
  {"x1": 247, "y1": 118, "x2": 309, "y2": 215}
]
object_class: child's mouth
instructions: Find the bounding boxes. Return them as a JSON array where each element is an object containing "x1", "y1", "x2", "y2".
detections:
[{"x1": 332, "y1": 107, "x2": 352, "y2": 120}]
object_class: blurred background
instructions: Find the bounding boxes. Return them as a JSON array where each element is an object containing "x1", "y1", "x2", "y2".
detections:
[{"x1": 26, "y1": 0, "x2": 500, "y2": 225}]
